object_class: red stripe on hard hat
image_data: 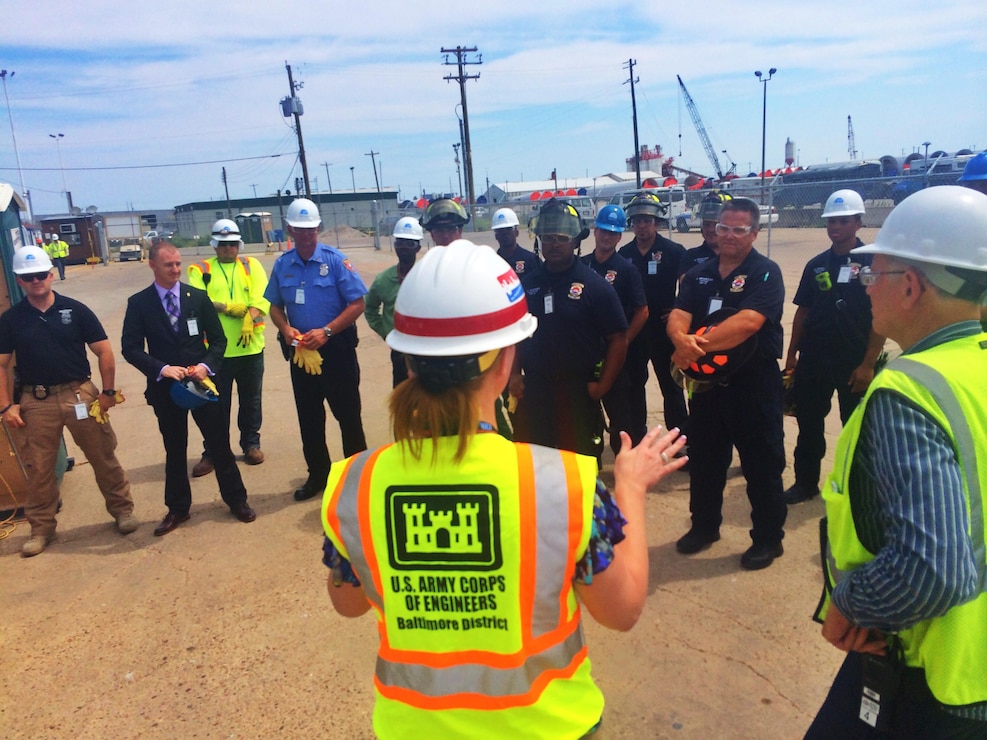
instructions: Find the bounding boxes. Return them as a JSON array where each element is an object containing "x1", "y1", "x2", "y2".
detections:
[{"x1": 394, "y1": 300, "x2": 527, "y2": 338}]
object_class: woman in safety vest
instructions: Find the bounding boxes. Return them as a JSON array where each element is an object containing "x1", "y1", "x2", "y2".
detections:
[{"x1": 321, "y1": 239, "x2": 687, "y2": 739}]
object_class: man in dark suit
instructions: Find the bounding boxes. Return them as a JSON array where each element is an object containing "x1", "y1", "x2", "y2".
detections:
[{"x1": 122, "y1": 241, "x2": 255, "y2": 536}]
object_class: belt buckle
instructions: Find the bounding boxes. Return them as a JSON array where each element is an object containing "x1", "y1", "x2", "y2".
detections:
[{"x1": 33, "y1": 384, "x2": 49, "y2": 400}]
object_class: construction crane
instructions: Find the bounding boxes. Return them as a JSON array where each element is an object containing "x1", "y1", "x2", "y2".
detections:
[
  {"x1": 676, "y1": 75, "x2": 733, "y2": 180},
  {"x1": 847, "y1": 115, "x2": 858, "y2": 160}
]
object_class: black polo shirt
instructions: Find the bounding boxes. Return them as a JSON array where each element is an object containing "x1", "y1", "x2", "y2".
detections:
[
  {"x1": 0, "y1": 293, "x2": 107, "y2": 384},
  {"x1": 581, "y1": 251, "x2": 647, "y2": 324},
  {"x1": 675, "y1": 248, "x2": 785, "y2": 360},
  {"x1": 520, "y1": 259, "x2": 627, "y2": 381},
  {"x1": 618, "y1": 234, "x2": 686, "y2": 316},
  {"x1": 792, "y1": 239, "x2": 874, "y2": 360},
  {"x1": 679, "y1": 241, "x2": 717, "y2": 278},
  {"x1": 497, "y1": 244, "x2": 541, "y2": 277}
]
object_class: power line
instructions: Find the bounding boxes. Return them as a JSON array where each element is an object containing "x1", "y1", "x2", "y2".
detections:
[{"x1": 0, "y1": 152, "x2": 287, "y2": 172}]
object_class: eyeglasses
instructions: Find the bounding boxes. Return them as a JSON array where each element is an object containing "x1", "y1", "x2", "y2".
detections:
[
  {"x1": 858, "y1": 266, "x2": 907, "y2": 286},
  {"x1": 714, "y1": 223, "x2": 753, "y2": 237},
  {"x1": 539, "y1": 234, "x2": 572, "y2": 245},
  {"x1": 19, "y1": 272, "x2": 51, "y2": 282}
]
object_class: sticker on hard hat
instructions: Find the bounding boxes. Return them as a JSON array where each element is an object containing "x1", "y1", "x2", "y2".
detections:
[{"x1": 497, "y1": 270, "x2": 524, "y2": 303}]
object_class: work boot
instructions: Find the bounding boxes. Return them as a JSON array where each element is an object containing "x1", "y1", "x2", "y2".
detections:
[
  {"x1": 740, "y1": 542, "x2": 784, "y2": 570},
  {"x1": 116, "y1": 513, "x2": 140, "y2": 535},
  {"x1": 244, "y1": 448, "x2": 265, "y2": 465},
  {"x1": 675, "y1": 529, "x2": 720, "y2": 554},
  {"x1": 191, "y1": 456, "x2": 214, "y2": 478},
  {"x1": 783, "y1": 484, "x2": 820, "y2": 505},
  {"x1": 22, "y1": 533, "x2": 56, "y2": 558}
]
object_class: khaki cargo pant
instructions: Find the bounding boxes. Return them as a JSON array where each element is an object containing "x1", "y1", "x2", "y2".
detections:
[{"x1": 19, "y1": 380, "x2": 133, "y2": 537}]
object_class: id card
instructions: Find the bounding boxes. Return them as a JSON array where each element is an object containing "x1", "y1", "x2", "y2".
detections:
[
  {"x1": 544, "y1": 294, "x2": 554, "y2": 314},
  {"x1": 186, "y1": 318, "x2": 199, "y2": 336},
  {"x1": 648, "y1": 260, "x2": 658, "y2": 275},
  {"x1": 837, "y1": 265, "x2": 853, "y2": 283},
  {"x1": 74, "y1": 402, "x2": 88, "y2": 421},
  {"x1": 295, "y1": 288, "x2": 306, "y2": 304},
  {"x1": 707, "y1": 297, "x2": 723, "y2": 314}
]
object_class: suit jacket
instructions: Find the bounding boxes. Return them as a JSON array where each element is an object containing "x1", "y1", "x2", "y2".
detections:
[{"x1": 121, "y1": 282, "x2": 227, "y2": 403}]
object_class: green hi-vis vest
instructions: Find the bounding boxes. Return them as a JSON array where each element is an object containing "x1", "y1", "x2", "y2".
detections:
[
  {"x1": 819, "y1": 331, "x2": 987, "y2": 709},
  {"x1": 187, "y1": 257, "x2": 267, "y2": 356},
  {"x1": 322, "y1": 434, "x2": 604, "y2": 739}
]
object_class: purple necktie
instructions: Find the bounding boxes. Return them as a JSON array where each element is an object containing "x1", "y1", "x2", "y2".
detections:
[{"x1": 165, "y1": 291, "x2": 179, "y2": 333}]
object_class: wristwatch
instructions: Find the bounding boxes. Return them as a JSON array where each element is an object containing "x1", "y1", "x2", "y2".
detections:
[
  {"x1": 323, "y1": 326, "x2": 333, "y2": 339},
  {"x1": 102, "y1": 389, "x2": 116, "y2": 397}
]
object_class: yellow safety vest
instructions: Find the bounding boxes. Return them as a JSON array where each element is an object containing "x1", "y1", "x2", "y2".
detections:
[
  {"x1": 187, "y1": 256, "x2": 269, "y2": 357},
  {"x1": 46, "y1": 240, "x2": 69, "y2": 259},
  {"x1": 322, "y1": 434, "x2": 604, "y2": 739},
  {"x1": 820, "y1": 332, "x2": 987, "y2": 709}
]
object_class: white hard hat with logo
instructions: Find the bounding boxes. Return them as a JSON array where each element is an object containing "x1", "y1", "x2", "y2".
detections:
[
  {"x1": 387, "y1": 239, "x2": 537, "y2": 357},
  {"x1": 392, "y1": 216, "x2": 424, "y2": 241},
  {"x1": 285, "y1": 198, "x2": 322, "y2": 228},
  {"x1": 210, "y1": 218, "x2": 241, "y2": 246},
  {"x1": 853, "y1": 186, "x2": 987, "y2": 300},
  {"x1": 822, "y1": 189, "x2": 865, "y2": 218},
  {"x1": 491, "y1": 208, "x2": 520, "y2": 230},
  {"x1": 13, "y1": 246, "x2": 54, "y2": 274}
]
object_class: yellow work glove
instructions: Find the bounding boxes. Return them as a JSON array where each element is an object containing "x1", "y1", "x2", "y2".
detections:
[
  {"x1": 199, "y1": 376, "x2": 219, "y2": 397},
  {"x1": 224, "y1": 303, "x2": 248, "y2": 318},
  {"x1": 88, "y1": 391, "x2": 125, "y2": 424},
  {"x1": 237, "y1": 313, "x2": 255, "y2": 348},
  {"x1": 293, "y1": 345, "x2": 323, "y2": 375}
]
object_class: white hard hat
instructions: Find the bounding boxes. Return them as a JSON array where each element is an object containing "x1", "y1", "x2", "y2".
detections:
[
  {"x1": 387, "y1": 239, "x2": 537, "y2": 356},
  {"x1": 491, "y1": 208, "x2": 520, "y2": 230},
  {"x1": 392, "y1": 216, "x2": 424, "y2": 241},
  {"x1": 210, "y1": 218, "x2": 241, "y2": 246},
  {"x1": 13, "y1": 246, "x2": 54, "y2": 274},
  {"x1": 285, "y1": 198, "x2": 322, "y2": 228},
  {"x1": 853, "y1": 186, "x2": 987, "y2": 297},
  {"x1": 822, "y1": 189, "x2": 865, "y2": 218}
]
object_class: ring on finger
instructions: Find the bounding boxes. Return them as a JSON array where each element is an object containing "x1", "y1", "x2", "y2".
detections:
[{"x1": 660, "y1": 452, "x2": 670, "y2": 465}]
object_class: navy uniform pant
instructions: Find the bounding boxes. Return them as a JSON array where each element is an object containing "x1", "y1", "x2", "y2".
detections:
[
  {"x1": 806, "y1": 651, "x2": 986, "y2": 739},
  {"x1": 289, "y1": 331, "x2": 367, "y2": 488},
  {"x1": 792, "y1": 350, "x2": 863, "y2": 491},
  {"x1": 512, "y1": 375, "x2": 603, "y2": 460},
  {"x1": 626, "y1": 331, "x2": 688, "y2": 439},
  {"x1": 202, "y1": 351, "x2": 264, "y2": 457},
  {"x1": 686, "y1": 360, "x2": 787, "y2": 545}
]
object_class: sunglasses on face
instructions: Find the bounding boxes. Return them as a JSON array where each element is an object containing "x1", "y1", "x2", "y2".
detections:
[{"x1": 19, "y1": 272, "x2": 51, "y2": 282}]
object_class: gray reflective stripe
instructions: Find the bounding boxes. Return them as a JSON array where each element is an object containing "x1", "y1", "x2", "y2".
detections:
[
  {"x1": 528, "y1": 444, "x2": 579, "y2": 636},
  {"x1": 376, "y1": 621, "x2": 585, "y2": 699},
  {"x1": 334, "y1": 451, "x2": 382, "y2": 607},
  {"x1": 894, "y1": 358, "x2": 987, "y2": 591}
]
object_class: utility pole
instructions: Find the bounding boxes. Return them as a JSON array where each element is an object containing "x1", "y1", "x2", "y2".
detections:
[
  {"x1": 250, "y1": 183, "x2": 258, "y2": 198},
  {"x1": 623, "y1": 59, "x2": 641, "y2": 188},
  {"x1": 441, "y1": 46, "x2": 481, "y2": 218},
  {"x1": 365, "y1": 150, "x2": 381, "y2": 193},
  {"x1": 322, "y1": 162, "x2": 333, "y2": 194},
  {"x1": 0, "y1": 69, "x2": 29, "y2": 220},
  {"x1": 222, "y1": 167, "x2": 232, "y2": 218},
  {"x1": 284, "y1": 62, "x2": 311, "y2": 196}
]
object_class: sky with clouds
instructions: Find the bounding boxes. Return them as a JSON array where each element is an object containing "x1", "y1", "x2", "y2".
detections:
[{"x1": 2, "y1": 0, "x2": 985, "y2": 216}]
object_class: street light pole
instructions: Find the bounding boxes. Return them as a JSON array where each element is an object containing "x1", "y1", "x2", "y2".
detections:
[
  {"x1": 922, "y1": 141, "x2": 931, "y2": 189},
  {"x1": 323, "y1": 162, "x2": 333, "y2": 195},
  {"x1": 350, "y1": 166, "x2": 356, "y2": 193},
  {"x1": 754, "y1": 68, "x2": 777, "y2": 197}
]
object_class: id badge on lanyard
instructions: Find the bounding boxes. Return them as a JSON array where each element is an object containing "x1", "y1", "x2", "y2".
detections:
[{"x1": 707, "y1": 296, "x2": 723, "y2": 314}]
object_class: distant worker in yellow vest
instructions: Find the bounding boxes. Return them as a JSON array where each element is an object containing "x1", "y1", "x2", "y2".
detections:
[
  {"x1": 186, "y1": 219, "x2": 270, "y2": 474},
  {"x1": 321, "y1": 240, "x2": 688, "y2": 739},
  {"x1": 807, "y1": 186, "x2": 987, "y2": 737},
  {"x1": 44, "y1": 233, "x2": 69, "y2": 280}
]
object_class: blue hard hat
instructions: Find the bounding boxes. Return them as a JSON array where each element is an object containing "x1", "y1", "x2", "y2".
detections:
[
  {"x1": 169, "y1": 379, "x2": 219, "y2": 410},
  {"x1": 958, "y1": 152, "x2": 987, "y2": 182},
  {"x1": 594, "y1": 204, "x2": 627, "y2": 232}
]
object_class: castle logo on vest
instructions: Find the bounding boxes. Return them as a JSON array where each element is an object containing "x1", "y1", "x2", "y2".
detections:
[{"x1": 385, "y1": 485, "x2": 502, "y2": 571}]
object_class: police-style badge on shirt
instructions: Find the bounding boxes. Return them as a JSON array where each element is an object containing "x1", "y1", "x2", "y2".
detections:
[
  {"x1": 568, "y1": 282, "x2": 584, "y2": 300},
  {"x1": 58, "y1": 309, "x2": 73, "y2": 325},
  {"x1": 730, "y1": 275, "x2": 747, "y2": 293}
]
